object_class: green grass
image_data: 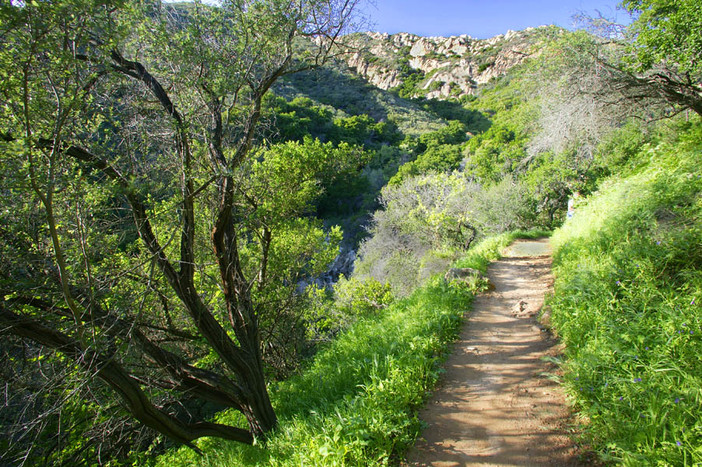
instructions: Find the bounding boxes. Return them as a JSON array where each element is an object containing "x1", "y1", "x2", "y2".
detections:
[
  {"x1": 549, "y1": 129, "x2": 702, "y2": 465},
  {"x1": 156, "y1": 233, "x2": 527, "y2": 466}
]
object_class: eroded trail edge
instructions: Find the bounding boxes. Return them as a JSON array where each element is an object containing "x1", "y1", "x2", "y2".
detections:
[{"x1": 406, "y1": 239, "x2": 583, "y2": 467}]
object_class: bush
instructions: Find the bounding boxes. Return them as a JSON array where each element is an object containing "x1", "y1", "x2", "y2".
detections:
[
  {"x1": 355, "y1": 173, "x2": 530, "y2": 295},
  {"x1": 389, "y1": 143, "x2": 464, "y2": 186}
]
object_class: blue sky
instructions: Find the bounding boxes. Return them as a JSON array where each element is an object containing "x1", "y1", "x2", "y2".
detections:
[{"x1": 362, "y1": 0, "x2": 629, "y2": 38}]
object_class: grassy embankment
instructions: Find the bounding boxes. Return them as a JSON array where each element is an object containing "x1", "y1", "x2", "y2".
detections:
[
  {"x1": 157, "y1": 232, "x2": 543, "y2": 466},
  {"x1": 549, "y1": 125, "x2": 702, "y2": 465}
]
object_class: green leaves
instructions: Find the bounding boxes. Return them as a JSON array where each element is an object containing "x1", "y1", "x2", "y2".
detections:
[
  {"x1": 238, "y1": 137, "x2": 367, "y2": 223},
  {"x1": 623, "y1": 0, "x2": 702, "y2": 76}
]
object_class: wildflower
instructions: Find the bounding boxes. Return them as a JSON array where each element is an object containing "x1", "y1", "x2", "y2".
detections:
[
  {"x1": 692, "y1": 298, "x2": 696, "y2": 306},
  {"x1": 656, "y1": 241, "x2": 661, "y2": 245},
  {"x1": 634, "y1": 378, "x2": 642, "y2": 383},
  {"x1": 616, "y1": 280, "x2": 621, "y2": 286},
  {"x1": 677, "y1": 441, "x2": 682, "y2": 446},
  {"x1": 674, "y1": 398, "x2": 680, "y2": 404},
  {"x1": 645, "y1": 346, "x2": 649, "y2": 350},
  {"x1": 619, "y1": 396, "x2": 624, "y2": 401}
]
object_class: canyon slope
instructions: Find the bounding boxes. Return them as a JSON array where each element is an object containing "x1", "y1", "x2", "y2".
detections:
[{"x1": 340, "y1": 26, "x2": 561, "y2": 100}]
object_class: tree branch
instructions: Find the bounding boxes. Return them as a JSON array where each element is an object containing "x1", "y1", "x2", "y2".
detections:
[
  {"x1": 109, "y1": 49, "x2": 197, "y2": 287},
  {"x1": 0, "y1": 307, "x2": 254, "y2": 446},
  {"x1": 62, "y1": 145, "x2": 254, "y2": 379}
]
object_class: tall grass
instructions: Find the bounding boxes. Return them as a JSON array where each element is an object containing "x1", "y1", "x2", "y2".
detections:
[
  {"x1": 157, "y1": 233, "x2": 529, "y2": 466},
  {"x1": 549, "y1": 128, "x2": 702, "y2": 465}
]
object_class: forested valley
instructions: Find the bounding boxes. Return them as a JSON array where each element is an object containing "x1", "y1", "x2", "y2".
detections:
[{"x1": 0, "y1": 0, "x2": 700, "y2": 465}]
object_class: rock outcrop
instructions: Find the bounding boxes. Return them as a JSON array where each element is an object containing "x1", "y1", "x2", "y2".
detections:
[
  {"x1": 341, "y1": 27, "x2": 559, "y2": 100},
  {"x1": 297, "y1": 247, "x2": 357, "y2": 292}
]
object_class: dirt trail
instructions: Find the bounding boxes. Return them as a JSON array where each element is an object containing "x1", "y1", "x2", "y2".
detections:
[{"x1": 405, "y1": 238, "x2": 584, "y2": 467}]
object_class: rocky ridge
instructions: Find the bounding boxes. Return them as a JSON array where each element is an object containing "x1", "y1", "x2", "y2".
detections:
[{"x1": 342, "y1": 26, "x2": 559, "y2": 99}]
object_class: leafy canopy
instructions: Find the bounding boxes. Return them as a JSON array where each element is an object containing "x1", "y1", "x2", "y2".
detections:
[{"x1": 623, "y1": 0, "x2": 702, "y2": 75}]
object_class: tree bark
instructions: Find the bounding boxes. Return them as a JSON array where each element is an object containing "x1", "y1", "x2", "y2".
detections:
[{"x1": 65, "y1": 141, "x2": 279, "y2": 438}]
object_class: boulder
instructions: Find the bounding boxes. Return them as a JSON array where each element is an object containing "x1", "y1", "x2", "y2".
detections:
[{"x1": 444, "y1": 267, "x2": 485, "y2": 282}]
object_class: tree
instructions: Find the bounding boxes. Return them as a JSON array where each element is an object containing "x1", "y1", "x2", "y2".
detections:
[
  {"x1": 560, "y1": 1, "x2": 702, "y2": 118},
  {"x1": 522, "y1": 0, "x2": 702, "y2": 228},
  {"x1": 623, "y1": 0, "x2": 702, "y2": 77},
  {"x1": 621, "y1": 0, "x2": 702, "y2": 115},
  {"x1": 0, "y1": 0, "x2": 363, "y2": 459}
]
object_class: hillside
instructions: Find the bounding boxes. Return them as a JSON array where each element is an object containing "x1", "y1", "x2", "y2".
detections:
[
  {"x1": 549, "y1": 129, "x2": 701, "y2": 465},
  {"x1": 273, "y1": 26, "x2": 556, "y2": 135},
  {"x1": 341, "y1": 26, "x2": 560, "y2": 99}
]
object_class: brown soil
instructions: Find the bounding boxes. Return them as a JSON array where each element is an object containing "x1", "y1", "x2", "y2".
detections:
[{"x1": 405, "y1": 239, "x2": 585, "y2": 467}]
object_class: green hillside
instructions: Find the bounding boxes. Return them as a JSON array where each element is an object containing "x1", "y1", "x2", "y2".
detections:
[{"x1": 549, "y1": 127, "x2": 701, "y2": 464}]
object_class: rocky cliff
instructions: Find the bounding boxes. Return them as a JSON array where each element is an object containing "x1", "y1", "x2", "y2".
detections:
[{"x1": 342, "y1": 26, "x2": 560, "y2": 100}]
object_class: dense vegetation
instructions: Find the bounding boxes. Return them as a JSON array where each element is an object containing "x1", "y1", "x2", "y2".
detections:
[
  {"x1": 549, "y1": 123, "x2": 702, "y2": 464},
  {"x1": 1, "y1": 0, "x2": 700, "y2": 465},
  {"x1": 158, "y1": 234, "x2": 523, "y2": 466}
]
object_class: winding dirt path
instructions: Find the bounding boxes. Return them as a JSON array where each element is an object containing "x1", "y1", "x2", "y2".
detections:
[{"x1": 405, "y1": 239, "x2": 584, "y2": 467}]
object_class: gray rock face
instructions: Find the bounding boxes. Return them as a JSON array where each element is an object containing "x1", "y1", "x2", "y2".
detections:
[
  {"x1": 296, "y1": 247, "x2": 357, "y2": 292},
  {"x1": 341, "y1": 26, "x2": 559, "y2": 100},
  {"x1": 346, "y1": 52, "x2": 403, "y2": 89}
]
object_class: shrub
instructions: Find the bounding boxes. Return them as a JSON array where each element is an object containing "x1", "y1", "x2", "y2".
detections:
[
  {"x1": 389, "y1": 143, "x2": 464, "y2": 186},
  {"x1": 355, "y1": 173, "x2": 530, "y2": 295}
]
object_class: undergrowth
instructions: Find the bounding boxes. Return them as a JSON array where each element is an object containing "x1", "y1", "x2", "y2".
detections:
[
  {"x1": 156, "y1": 232, "x2": 535, "y2": 466},
  {"x1": 549, "y1": 126, "x2": 702, "y2": 465}
]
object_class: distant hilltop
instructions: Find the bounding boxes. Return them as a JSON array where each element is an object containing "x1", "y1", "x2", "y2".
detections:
[{"x1": 340, "y1": 26, "x2": 562, "y2": 99}]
